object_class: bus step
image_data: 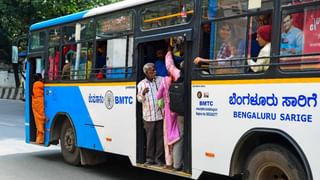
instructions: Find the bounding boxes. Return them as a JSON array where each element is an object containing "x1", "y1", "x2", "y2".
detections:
[
  {"x1": 29, "y1": 141, "x2": 46, "y2": 147},
  {"x1": 136, "y1": 163, "x2": 191, "y2": 178}
]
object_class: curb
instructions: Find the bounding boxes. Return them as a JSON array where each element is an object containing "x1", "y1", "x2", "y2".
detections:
[{"x1": 0, "y1": 87, "x2": 24, "y2": 100}]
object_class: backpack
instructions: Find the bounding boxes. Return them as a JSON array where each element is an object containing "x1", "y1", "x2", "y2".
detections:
[{"x1": 169, "y1": 82, "x2": 184, "y2": 116}]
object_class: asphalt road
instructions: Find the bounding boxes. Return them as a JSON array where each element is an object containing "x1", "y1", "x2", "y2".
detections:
[{"x1": 0, "y1": 99, "x2": 231, "y2": 180}]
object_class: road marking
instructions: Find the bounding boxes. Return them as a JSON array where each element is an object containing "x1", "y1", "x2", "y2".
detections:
[
  {"x1": 0, "y1": 139, "x2": 59, "y2": 156},
  {"x1": 0, "y1": 122, "x2": 16, "y2": 127}
]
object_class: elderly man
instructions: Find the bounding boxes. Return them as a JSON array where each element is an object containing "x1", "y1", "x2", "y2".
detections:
[{"x1": 137, "y1": 63, "x2": 164, "y2": 166}]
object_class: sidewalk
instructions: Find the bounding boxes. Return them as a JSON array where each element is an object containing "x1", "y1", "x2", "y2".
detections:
[{"x1": 0, "y1": 87, "x2": 24, "y2": 100}]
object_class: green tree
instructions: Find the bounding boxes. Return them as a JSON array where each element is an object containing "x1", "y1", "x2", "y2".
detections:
[{"x1": 0, "y1": 0, "x2": 121, "y2": 63}]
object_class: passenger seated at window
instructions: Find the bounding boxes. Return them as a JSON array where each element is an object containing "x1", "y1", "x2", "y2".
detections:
[
  {"x1": 250, "y1": 14, "x2": 272, "y2": 59},
  {"x1": 247, "y1": 25, "x2": 272, "y2": 72},
  {"x1": 61, "y1": 50, "x2": 75, "y2": 80},
  {"x1": 194, "y1": 21, "x2": 244, "y2": 74}
]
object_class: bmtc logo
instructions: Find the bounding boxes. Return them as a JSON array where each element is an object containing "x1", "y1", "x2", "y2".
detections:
[
  {"x1": 105, "y1": 90, "x2": 114, "y2": 110},
  {"x1": 104, "y1": 90, "x2": 133, "y2": 110}
]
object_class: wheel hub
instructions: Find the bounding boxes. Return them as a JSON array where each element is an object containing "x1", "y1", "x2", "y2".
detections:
[{"x1": 256, "y1": 164, "x2": 289, "y2": 180}]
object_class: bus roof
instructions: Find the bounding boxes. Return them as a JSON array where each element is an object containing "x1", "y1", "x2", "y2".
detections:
[{"x1": 30, "y1": 0, "x2": 155, "y2": 32}]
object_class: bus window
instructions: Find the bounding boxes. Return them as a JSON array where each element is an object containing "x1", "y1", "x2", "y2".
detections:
[
  {"x1": 62, "y1": 23, "x2": 76, "y2": 43},
  {"x1": 202, "y1": 0, "x2": 273, "y2": 20},
  {"x1": 202, "y1": 0, "x2": 247, "y2": 20},
  {"x1": 77, "y1": 42, "x2": 93, "y2": 80},
  {"x1": 280, "y1": 6, "x2": 320, "y2": 71},
  {"x1": 62, "y1": 19, "x2": 94, "y2": 43},
  {"x1": 96, "y1": 36, "x2": 133, "y2": 79},
  {"x1": 197, "y1": 18, "x2": 247, "y2": 75},
  {"x1": 281, "y1": 0, "x2": 318, "y2": 6},
  {"x1": 47, "y1": 28, "x2": 61, "y2": 81},
  {"x1": 96, "y1": 10, "x2": 133, "y2": 39},
  {"x1": 80, "y1": 19, "x2": 94, "y2": 41},
  {"x1": 246, "y1": 14, "x2": 272, "y2": 73},
  {"x1": 61, "y1": 42, "x2": 93, "y2": 80},
  {"x1": 35, "y1": 57, "x2": 45, "y2": 76},
  {"x1": 141, "y1": 0, "x2": 194, "y2": 30},
  {"x1": 94, "y1": 10, "x2": 134, "y2": 80},
  {"x1": 47, "y1": 47, "x2": 60, "y2": 81},
  {"x1": 30, "y1": 31, "x2": 45, "y2": 51}
]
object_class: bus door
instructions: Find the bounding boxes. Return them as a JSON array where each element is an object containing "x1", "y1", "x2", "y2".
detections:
[
  {"x1": 25, "y1": 54, "x2": 45, "y2": 143},
  {"x1": 135, "y1": 30, "x2": 192, "y2": 173}
]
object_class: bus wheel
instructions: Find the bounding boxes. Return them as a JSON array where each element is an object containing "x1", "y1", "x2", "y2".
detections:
[
  {"x1": 60, "y1": 121, "x2": 80, "y2": 165},
  {"x1": 244, "y1": 144, "x2": 306, "y2": 180}
]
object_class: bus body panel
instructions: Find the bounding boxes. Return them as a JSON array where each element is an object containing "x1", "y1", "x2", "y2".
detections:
[
  {"x1": 30, "y1": 11, "x2": 88, "y2": 31},
  {"x1": 44, "y1": 86, "x2": 104, "y2": 150},
  {"x1": 44, "y1": 83, "x2": 137, "y2": 160},
  {"x1": 84, "y1": 0, "x2": 155, "y2": 18},
  {"x1": 191, "y1": 79, "x2": 320, "y2": 178},
  {"x1": 25, "y1": 61, "x2": 31, "y2": 143},
  {"x1": 30, "y1": 0, "x2": 155, "y2": 31}
]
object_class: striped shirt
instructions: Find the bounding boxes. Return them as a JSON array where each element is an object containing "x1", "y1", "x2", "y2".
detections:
[{"x1": 137, "y1": 77, "x2": 163, "y2": 122}]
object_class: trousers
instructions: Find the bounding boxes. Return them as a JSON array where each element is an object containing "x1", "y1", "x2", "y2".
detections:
[
  {"x1": 144, "y1": 120, "x2": 164, "y2": 163},
  {"x1": 173, "y1": 116, "x2": 184, "y2": 169}
]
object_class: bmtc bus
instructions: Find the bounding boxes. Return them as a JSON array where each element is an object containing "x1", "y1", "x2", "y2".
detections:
[{"x1": 26, "y1": 0, "x2": 320, "y2": 179}]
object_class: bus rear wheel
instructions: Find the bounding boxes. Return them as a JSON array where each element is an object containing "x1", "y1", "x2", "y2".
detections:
[
  {"x1": 60, "y1": 120, "x2": 80, "y2": 165},
  {"x1": 244, "y1": 144, "x2": 306, "y2": 180}
]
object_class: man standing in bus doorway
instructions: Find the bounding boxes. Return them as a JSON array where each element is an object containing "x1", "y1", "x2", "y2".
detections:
[
  {"x1": 280, "y1": 14, "x2": 304, "y2": 56},
  {"x1": 32, "y1": 73, "x2": 46, "y2": 144},
  {"x1": 137, "y1": 63, "x2": 164, "y2": 166}
]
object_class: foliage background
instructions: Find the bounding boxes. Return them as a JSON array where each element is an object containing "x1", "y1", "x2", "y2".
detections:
[{"x1": 0, "y1": 0, "x2": 121, "y2": 64}]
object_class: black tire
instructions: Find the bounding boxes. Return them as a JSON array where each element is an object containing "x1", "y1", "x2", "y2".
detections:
[
  {"x1": 60, "y1": 120, "x2": 80, "y2": 165},
  {"x1": 244, "y1": 143, "x2": 307, "y2": 180}
]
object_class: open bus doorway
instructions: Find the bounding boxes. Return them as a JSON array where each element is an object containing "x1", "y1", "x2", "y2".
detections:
[
  {"x1": 26, "y1": 56, "x2": 45, "y2": 143},
  {"x1": 136, "y1": 36, "x2": 189, "y2": 173}
]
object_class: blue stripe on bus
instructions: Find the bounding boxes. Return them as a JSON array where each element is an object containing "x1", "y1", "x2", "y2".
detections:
[
  {"x1": 30, "y1": 10, "x2": 88, "y2": 31},
  {"x1": 44, "y1": 86, "x2": 103, "y2": 151},
  {"x1": 25, "y1": 62, "x2": 31, "y2": 143}
]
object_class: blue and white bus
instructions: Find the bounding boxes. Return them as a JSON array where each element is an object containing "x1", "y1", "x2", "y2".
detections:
[{"x1": 26, "y1": 0, "x2": 320, "y2": 179}]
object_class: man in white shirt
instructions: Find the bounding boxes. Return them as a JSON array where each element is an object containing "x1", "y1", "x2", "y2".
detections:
[
  {"x1": 247, "y1": 25, "x2": 272, "y2": 72},
  {"x1": 137, "y1": 63, "x2": 164, "y2": 166}
]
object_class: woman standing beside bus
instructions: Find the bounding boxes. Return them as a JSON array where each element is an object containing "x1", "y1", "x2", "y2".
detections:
[{"x1": 32, "y1": 73, "x2": 46, "y2": 144}]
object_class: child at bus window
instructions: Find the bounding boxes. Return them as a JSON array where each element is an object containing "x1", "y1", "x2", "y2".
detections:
[
  {"x1": 247, "y1": 25, "x2": 272, "y2": 72},
  {"x1": 32, "y1": 73, "x2": 45, "y2": 144}
]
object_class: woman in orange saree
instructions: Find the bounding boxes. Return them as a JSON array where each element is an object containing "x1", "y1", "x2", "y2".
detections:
[{"x1": 32, "y1": 73, "x2": 45, "y2": 144}]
